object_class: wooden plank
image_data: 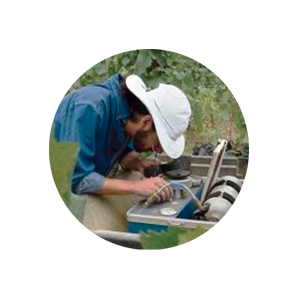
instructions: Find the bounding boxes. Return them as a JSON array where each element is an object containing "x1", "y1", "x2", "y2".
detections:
[{"x1": 191, "y1": 164, "x2": 238, "y2": 177}]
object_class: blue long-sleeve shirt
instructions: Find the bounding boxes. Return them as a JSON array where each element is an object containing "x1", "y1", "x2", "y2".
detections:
[{"x1": 54, "y1": 74, "x2": 133, "y2": 194}]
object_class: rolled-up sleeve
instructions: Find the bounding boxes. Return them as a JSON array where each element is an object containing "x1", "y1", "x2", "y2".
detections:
[{"x1": 74, "y1": 171, "x2": 105, "y2": 194}]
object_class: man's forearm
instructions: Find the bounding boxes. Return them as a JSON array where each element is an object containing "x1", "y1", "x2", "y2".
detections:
[
  {"x1": 94, "y1": 178, "x2": 137, "y2": 195},
  {"x1": 92, "y1": 175, "x2": 173, "y2": 201}
]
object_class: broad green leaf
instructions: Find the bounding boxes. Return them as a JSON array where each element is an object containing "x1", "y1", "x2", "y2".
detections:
[
  {"x1": 140, "y1": 226, "x2": 207, "y2": 249},
  {"x1": 95, "y1": 63, "x2": 107, "y2": 76},
  {"x1": 178, "y1": 226, "x2": 207, "y2": 245},
  {"x1": 176, "y1": 71, "x2": 186, "y2": 80},
  {"x1": 182, "y1": 74, "x2": 195, "y2": 91},
  {"x1": 49, "y1": 129, "x2": 79, "y2": 207},
  {"x1": 121, "y1": 56, "x2": 130, "y2": 66},
  {"x1": 135, "y1": 50, "x2": 152, "y2": 75},
  {"x1": 140, "y1": 227, "x2": 189, "y2": 249},
  {"x1": 149, "y1": 49, "x2": 167, "y2": 66}
]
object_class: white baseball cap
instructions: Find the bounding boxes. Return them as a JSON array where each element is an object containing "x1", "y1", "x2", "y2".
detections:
[{"x1": 126, "y1": 75, "x2": 191, "y2": 158}]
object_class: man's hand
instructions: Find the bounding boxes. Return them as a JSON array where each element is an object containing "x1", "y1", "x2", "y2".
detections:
[
  {"x1": 95, "y1": 175, "x2": 173, "y2": 202},
  {"x1": 133, "y1": 176, "x2": 173, "y2": 202}
]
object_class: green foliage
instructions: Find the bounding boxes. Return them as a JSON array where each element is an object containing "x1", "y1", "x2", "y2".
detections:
[
  {"x1": 70, "y1": 49, "x2": 248, "y2": 146},
  {"x1": 49, "y1": 128, "x2": 79, "y2": 207},
  {"x1": 140, "y1": 226, "x2": 207, "y2": 249}
]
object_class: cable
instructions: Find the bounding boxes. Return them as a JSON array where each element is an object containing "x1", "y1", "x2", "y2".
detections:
[{"x1": 155, "y1": 182, "x2": 204, "y2": 211}]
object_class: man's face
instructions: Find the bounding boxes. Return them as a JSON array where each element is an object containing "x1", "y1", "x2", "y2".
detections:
[{"x1": 132, "y1": 129, "x2": 163, "y2": 154}]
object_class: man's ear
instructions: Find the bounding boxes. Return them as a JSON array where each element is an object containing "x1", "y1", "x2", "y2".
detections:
[{"x1": 140, "y1": 115, "x2": 153, "y2": 131}]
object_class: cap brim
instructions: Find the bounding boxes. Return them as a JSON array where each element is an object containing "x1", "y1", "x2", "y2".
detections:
[{"x1": 126, "y1": 75, "x2": 185, "y2": 158}]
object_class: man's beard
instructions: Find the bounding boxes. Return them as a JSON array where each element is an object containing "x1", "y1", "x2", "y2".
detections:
[{"x1": 132, "y1": 129, "x2": 152, "y2": 153}]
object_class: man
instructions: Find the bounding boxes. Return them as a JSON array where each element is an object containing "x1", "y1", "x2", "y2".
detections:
[{"x1": 54, "y1": 73, "x2": 191, "y2": 203}]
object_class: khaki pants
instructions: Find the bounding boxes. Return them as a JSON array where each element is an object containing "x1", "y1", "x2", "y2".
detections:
[{"x1": 69, "y1": 171, "x2": 144, "y2": 232}]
